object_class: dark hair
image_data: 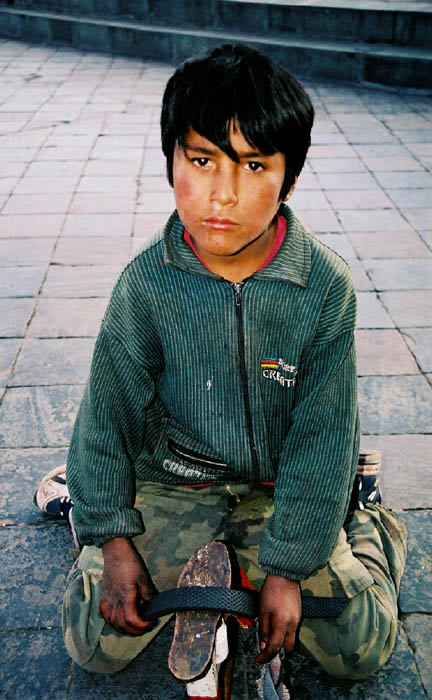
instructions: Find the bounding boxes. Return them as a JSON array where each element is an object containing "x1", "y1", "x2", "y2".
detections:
[{"x1": 161, "y1": 44, "x2": 314, "y2": 200}]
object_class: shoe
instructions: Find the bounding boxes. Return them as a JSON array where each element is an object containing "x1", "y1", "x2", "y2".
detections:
[
  {"x1": 350, "y1": 450, "x2": 382, "y2": 511},
  {"x1": 34, "y1": 465, "x2": 80, "y2": 549},
  {"x1": 33, "y1": 464, "x2": 73, "y2": 519}
]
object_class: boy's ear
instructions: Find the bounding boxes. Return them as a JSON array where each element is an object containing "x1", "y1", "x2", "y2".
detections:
[{"x1": 282, "y1": 176, "x2": 299, "y2": 202}]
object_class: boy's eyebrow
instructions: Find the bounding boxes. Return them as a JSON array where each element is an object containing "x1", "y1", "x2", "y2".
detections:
[{"x1": 184, "y1": 142, "x2": 267, "y2": 159}]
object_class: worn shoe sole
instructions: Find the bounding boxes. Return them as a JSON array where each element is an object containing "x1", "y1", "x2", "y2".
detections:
[{"x1": 168, "y1": 541, "x2": 231, "y2": 682}]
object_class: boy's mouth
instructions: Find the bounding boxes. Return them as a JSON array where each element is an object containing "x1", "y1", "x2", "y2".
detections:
[{"x1": 202, "y1": 218, "x2": 239, "y2": 230}]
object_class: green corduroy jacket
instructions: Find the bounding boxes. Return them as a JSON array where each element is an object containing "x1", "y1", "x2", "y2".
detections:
[{"x1": 67, "y1": 204, "x2": 360, "y2": 581}]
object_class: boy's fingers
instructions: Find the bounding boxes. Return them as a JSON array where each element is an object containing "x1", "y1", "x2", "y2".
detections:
[
  {"x1": 283, "y1": 625, "x2": 297, "y2": 654},
  {"x1": 254, "y1": 614, "x2": 285, "y2": 665},
  {"x1": 258, "y1": 612, "x2": 270, "y2": 650}
]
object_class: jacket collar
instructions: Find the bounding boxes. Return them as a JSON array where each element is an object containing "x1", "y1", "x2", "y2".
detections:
[{"x1": 163, "y1": 204, "x2": 311, "y2": 288}]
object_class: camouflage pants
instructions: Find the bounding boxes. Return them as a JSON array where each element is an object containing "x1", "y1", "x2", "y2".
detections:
[{"x1": 63, "y1": 481, "x2": 407, "y2": 681}]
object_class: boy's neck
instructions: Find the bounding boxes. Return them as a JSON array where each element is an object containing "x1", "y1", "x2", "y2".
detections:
[{"x1": 188, "y1": 218, "x2": 280, "y2": 283}]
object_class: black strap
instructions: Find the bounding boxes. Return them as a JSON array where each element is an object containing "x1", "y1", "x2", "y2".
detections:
[{"x1": 139, "y1": 586, "x2": 348, "y2": 621}]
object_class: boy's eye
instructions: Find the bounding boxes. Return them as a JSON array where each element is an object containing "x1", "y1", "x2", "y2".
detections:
[
  {"x1": 192, "y1": 157, "x2": 211, "y2": 167},
  {"x1": 246, "y1": 161, "x2": 264, "y2": 172}
]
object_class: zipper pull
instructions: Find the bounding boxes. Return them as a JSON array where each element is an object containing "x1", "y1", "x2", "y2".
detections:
[{"x1": 232, "y1": 282, "x2": 243, "y2": 305}]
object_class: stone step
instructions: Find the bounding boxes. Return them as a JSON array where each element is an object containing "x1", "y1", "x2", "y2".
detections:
[
  {"x1": 0, "y1": 4, "x2": 431, "y2": 88},
  {"x1": 5, "y1": 0, "x2": 432, "y2": 48}
]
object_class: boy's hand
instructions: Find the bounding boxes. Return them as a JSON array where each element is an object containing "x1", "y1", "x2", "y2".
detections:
[
  {"x1": 254, "y1": 574, "x2": 302, "y2": 665},
  {"x1": 100, "y1": 537, "x2": 158, "y2": 636}
]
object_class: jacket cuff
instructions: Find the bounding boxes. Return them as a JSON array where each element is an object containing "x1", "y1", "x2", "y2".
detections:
[
  {"x1": 258, "y1": 530, "x2": 315, "y2": 581},
  {"x1": 73, "y1": 508, "x2": 145, "y2": 548}
]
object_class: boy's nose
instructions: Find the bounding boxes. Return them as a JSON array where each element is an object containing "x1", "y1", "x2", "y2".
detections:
[{"x1": 210, "y1": 170, "x2": 238, "y2": 207}]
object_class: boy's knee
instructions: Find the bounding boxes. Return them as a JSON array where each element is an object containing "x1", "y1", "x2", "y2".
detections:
[{"x1": 300, "y1": 585, "x2": 398, "y2": 680}]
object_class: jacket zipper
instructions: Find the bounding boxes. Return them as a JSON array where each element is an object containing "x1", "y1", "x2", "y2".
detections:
[{"x1": 232, "y1": 282, "x2": 259, "y2": 481}]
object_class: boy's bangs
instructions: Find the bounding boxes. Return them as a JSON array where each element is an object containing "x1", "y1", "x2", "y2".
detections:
[{"x1": 180, "y1": 76, "x2": 281, "y2": 161}]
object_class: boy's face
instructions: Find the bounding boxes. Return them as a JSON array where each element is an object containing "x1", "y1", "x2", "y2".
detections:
[{"x1": 172, "y1": 123, "x2": 288, "y2": 267}]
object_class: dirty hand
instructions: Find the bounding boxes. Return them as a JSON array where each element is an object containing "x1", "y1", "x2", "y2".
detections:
[
  {"x1": 254, "y1": 574, "x2": 302, "y2": 665},
  {"x1": 100, "y1": 537, "x2": 158, "y2": 636}
]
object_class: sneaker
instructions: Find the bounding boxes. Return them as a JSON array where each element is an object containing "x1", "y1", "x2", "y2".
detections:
[
  {"x1": 33, "y1": 464, "x2": 73, "y2": 519},
  {"x1": 350, "y1": 450, "x2": 382, "y2": 511},
  {"x1": 34, "y1": 465, "x2": 80, "y2": 549}
]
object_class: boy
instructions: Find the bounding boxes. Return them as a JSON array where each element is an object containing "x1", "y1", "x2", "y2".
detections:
[{"x1": 35, "y1": 44, "x2": 407, "y2": 695}]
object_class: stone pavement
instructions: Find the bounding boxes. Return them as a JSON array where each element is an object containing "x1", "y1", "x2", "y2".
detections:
[{"x1": 0, "y1": 38, "x2": 431, "y2": 700}]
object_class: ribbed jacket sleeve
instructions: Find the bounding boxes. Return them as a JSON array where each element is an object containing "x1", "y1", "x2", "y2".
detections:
[
  {"x1": 258, "y1": 267, "x2": 360, "y2": 580},
  {"x1": 67, "y1": 268, "x2": 161, "y2": 547}
]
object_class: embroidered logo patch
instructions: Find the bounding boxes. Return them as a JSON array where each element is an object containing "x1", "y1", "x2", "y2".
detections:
[{"x1": 261, "y1": 357, "x2": 298, "y2": 388}]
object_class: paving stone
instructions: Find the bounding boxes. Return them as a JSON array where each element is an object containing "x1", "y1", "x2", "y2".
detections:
[
  {"x1": 133, "y1": 213, "x2": 171, "y2": 237},
  {"x1": 69, "y1": 193, "x2": 134, "y2": 215},
  {"x1": 0, "y1": 238, "x2": 55, "y2": 266},
  {"x1": 139, "y1": 175, "x2": 171, "y2": 193},
  {"x1": 379, "y1": 291, "x2": 432, "y2": 327},
  {"x1": 375, "y1": 171, "x2": 432, "y2": 189},
  {"x1": 294, "y1": 209, "x2": 342, "y2": 234},
  {"x1": 25, "y1": 161, "x2": 84, "y2": 178},
  {"x1": 348, "y1": 230, "x2": 431, "y2": 259},
  {"x1": 232, "y1": 622, "x2": 427, "y2": 700},
  {"x1": 28, "y1": 297, "x2": 107, "y2": 338},
  {"x1": 10, "y1": 338, "x2": 95, "y2": 386},
  {"x1": 357, "y1": 156, "x2": 422, "y2": 172},
  {"x1": 355, "y1": 330, "x2": 419, "y2": 376},
  {"x1": 308, "y1": 144, "x2": 357, "y2": 159},
  {"x1": 136, "y1": 191, "x2": 176, "y2": 214},
  {"x1": 0, "y1": 162, "x2": 26, "y2": 178},
  {"x1": 0, "y1": 385, "x2": 83, "y2": 448},
  {"x1": 358, "y1": 376, "x2": 432, "y2": 434},
  {"x1": 397, "y1": 511, "x2": 432, "y2": 615},
  {"x1": 419, "y1": 230, "x2": 432, "y2": 250},
  {"x1": 84, "y1": 159, "x2": 141, "y2": 177},
  {"x1": 0, "y1": 214, "x2": 65, "y2": 238},
  {"x1": 52, "y1": 237, "x2": 130, "y2": 266},
  {"x1": 0, "y1": 524, "x2": 73, "y2": 629},
  {"x1": 77, "y1": 176, "x2": 137, "y2": 196},
  {"x1": 313, "y1": 233, "x2": 357, "y2": 260},
  {"x1": 395, "y1": 130, "x2": 432, "y2": 144},
  {"x1": 309, "y1": 158, "x2": 366, "y2": 174},
  {"x1": 0, "y1": 447, "x2": 69, "y2": 526},
  {"x1": 36, "y1": 146, "x2": 91, "y2": 162},
  {"x1": 0, "y1": 298, "x2": 34, "y2": 337},
  {"x1": 364, "y1": 260, "x2": 432, "y2": 291},
  {"x1": 0, "y1": 176, "x2": 18, "y2": 194},
  {"x1": 354, "y1": 144, "x2": 416, "y2": 159},
  {"x1": 0, "y1": 339, "x2": 20, "y2": 388},
  {"x1": 356, "y1": 293, "x2": 394, "y2": 329},
  {"x1": 347, "y1": 260, "x2": 374, "y2": 292},
  {"x1": 403, "y1": 208, "x2": 432, "y2": 231},
  {"x1": 400, "y1": 328, "x2": 432, "y2": 373},
  {"x1": 14, "y1": 176, "x2": 80, "y2": 195},
  {"x1": 1, "y1": 147, "x2": 38, "y2": 163},
  {"x1": 0, "y1": 267, "x2": 46, "y2": 298},
  {"x1": 69, "y1": 622, "x2": 185, "y2": 700},
  {"x1": 387, "y1": 189, "x2": 432, "y2": 209},
  {"x1": 62, "y1": 213, "x2": 133, "y2": 237},
  {"x1": 42, "y1": 265, "x2": 121, "y2": 298},
  {"x1": 295, "y1": 171, "x2": 320, "y2": 190},
  {"x1": 359, "y1": 435, "x2": 432, "y2": 509},
  {"x1": 339, "y1": 210, "x2": 412, "y2": 234},
  {"x1": 1, "y1": 193, "x2": 73, "y2": 216},
  {"x1": 0, "y1": 628, "x2": 70, "y2": 700},
  {"x1": 403, "y1": 615, "x2": 432, "y2": 697},
  {"x1": 326, "y1": 189, "x2": 394, "y2": 210},
  {"x1": 287, "y1": 190, "x2": 330, "y2": 210}
]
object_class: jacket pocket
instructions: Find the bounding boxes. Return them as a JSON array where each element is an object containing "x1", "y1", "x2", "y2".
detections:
[{"x1": 154, "y1": 416, "x2": 231, "y2": 482}]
